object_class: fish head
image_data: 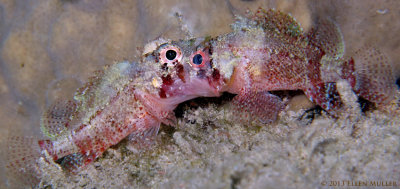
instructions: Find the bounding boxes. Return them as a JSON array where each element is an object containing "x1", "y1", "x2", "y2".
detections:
[{"x1": 139, "y1": 37, "x2": 227, "y2": 101}]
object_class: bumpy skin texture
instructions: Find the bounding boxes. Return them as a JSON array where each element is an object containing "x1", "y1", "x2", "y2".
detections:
[
  {"x1": 38, "y1": 36, "x2": 224, "y2": 170},
  {"x1": 6, "y1": 8, "x2": 396, "y2": 186},
  {"x1": 211, "y1": 10, "x2": 349, "y2": 123},
  {"x1": 211, "y1": 9, "x2": 395, "y2": 122}
]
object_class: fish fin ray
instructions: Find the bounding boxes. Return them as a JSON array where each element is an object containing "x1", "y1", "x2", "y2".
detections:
[
  {"x1": 251, "y1": 8, "x2": 303, "y2": 38},
  {"x1": 308, "y1": 19, "x2": 348, "y2": 83},
  {"x1": 5, "y1": 136, "x2": 41, "y2": 188},
  {"x1": 308, "y1": 18, "x2": 345, "y2": 60},
  {"x1": 126, "y1": 123, "x2": 161, "y2": 152},
  {"x1": 40, "y1": 100, "x2": 77, "y2": 139},
  {"x1": 353, "y1": 46, "x2": 396, "y2": 106},
  {"x1": 231, "y1": 90, "x2": 285, "y2": 124}
]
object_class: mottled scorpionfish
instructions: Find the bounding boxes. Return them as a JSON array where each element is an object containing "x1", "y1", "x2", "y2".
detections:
[{"x1": 6, "y1": 8, "x2": 397, "y2": 185}]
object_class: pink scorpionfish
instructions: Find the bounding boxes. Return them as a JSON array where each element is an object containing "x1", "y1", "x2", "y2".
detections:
[{"x1": 6, "y1": 8, "x2": 397, "y2": 186}]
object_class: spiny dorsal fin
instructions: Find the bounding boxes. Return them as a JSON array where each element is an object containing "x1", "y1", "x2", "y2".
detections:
[
  {"x1": 74, "y1": 68, "x2": 106, "y2": 109},
  {"x1": 245, "y1": 8, "x2": 309, "y2": 62},
  {"x1": 308, "y1": 18, "x2": 346, "y2": 82},
  {"x1": 73, "y1": 62, "x2": 135, "y2": 125},
  {"x1": 308, "y1": 18, "x2": 345, "y2": 60},
  {"x1": 251, "y1": 8, "x2": 303, "y2": 39},
  {"x1": 40, "y1": 100, "x2": 77, "y2": 139},
  {"x1": 353, "y1": 46, "x2": 396, "y2": 106}
]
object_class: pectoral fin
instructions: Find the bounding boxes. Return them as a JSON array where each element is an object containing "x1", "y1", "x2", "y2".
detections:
[{"x1": 231, "y1": 90, "x2": 285, "y2": 125}]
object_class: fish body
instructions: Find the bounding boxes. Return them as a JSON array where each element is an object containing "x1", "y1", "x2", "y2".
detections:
[{"x1": 6, "y1": 8, "x2": 397, "y2": 185}]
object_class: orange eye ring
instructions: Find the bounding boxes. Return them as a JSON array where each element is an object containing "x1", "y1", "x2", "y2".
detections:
[
  {"x1": 159, "y1": 46, "x2": 182, "y2": 67},
  {"x1": 189, "y1": 50, "x2": 209, "y2": 68}
]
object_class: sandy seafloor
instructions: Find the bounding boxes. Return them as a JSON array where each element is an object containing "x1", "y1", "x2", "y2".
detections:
[{"x1": 0, "y1": 0, "x2": 399, "y2": 188}]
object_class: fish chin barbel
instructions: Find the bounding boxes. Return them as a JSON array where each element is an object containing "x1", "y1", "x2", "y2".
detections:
[{"x1": 5, "y1": 8, "x2": 397, "y2": 187}]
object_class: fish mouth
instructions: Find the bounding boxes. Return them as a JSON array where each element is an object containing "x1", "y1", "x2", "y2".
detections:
[{"x1": 182, "y1": 76, "x2": 222, "y2": 98}]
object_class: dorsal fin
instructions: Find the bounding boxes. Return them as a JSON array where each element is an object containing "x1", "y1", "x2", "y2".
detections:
[
  {"x1": 308, "y1": 18, "x2": 345, "y2": 60},
  {"x1": 40, "y1": 100, "x2": 77, "y2": 139},
  {"x1": 251, "y1": 8, "x2": 303, "y2": 39},
  {"x1": 244, "y1": 8, "x2": 309, "y2": 63},
  {"x1": 74, "y1": 68, "x2": 106, "y2": 109},
  {"x1": 308, "y1": 18, "x2": 346, "y2": 82},
  {"x1": 73, "y1": 62, "x2": 135, "y2": 124}
]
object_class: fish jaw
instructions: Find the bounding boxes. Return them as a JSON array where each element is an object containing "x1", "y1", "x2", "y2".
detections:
[
  {"x1": 158, "y1": 64, "x2": 223, "y2": 100},
  {"x1": 137, "y1": 62, "x2": 225, "y2": 126},
  {"x1": 139, "y1": 38, "x2": 230, "y2": 116}
]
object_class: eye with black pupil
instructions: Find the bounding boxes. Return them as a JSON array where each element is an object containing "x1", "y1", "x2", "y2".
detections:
[
  {"x1": 166, "y1": 50, "x2": 177, "y2": 60},
  {"x1": 192, "y1": 54, "x2": 203, "y2": 65}
]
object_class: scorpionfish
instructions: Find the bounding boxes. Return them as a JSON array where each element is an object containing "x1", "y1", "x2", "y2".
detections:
[{"x1": 6, "y1": 8, "x2": 397, "y2": 186}]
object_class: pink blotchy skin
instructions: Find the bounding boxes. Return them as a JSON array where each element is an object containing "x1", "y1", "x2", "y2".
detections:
[{"x1": 6, "y1": 8, "x2": 396, "y2": 184}]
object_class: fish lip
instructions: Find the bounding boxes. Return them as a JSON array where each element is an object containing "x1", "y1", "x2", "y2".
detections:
[
  {"x1": 182, "y1": 75, "x2": 222, "y2": 98},
  {"x1": 210, "y1": 86, "x2": 221, "y2": 96},
  {"x1": 203, "y1": 83, "x2": 221, "y2": 97},
  {"x1": 206, "y1": 79, "x2": 225, "y2": 97}
]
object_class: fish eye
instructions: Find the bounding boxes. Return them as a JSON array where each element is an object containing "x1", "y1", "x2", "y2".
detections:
[
  {"x1": 192, "y1": 54, "x2": 203, "y2": 65},
  {"x1": 166, "y1": 50, "x2": 177, "y2": 60},
  {"x1": 190, "y1": 50, "x2": 208, "y2": 68},
  {"x1": 159, "y1": 45, "x2": 182, "y2": 67}
]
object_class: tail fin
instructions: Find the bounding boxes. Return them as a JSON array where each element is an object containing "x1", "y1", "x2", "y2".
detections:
[
  {"x1": 352, "y1": 46, "x2": 397, "y2": 106},
  {"x1": 5, "y1": 136, "x2": 42, "y2": 188}
]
